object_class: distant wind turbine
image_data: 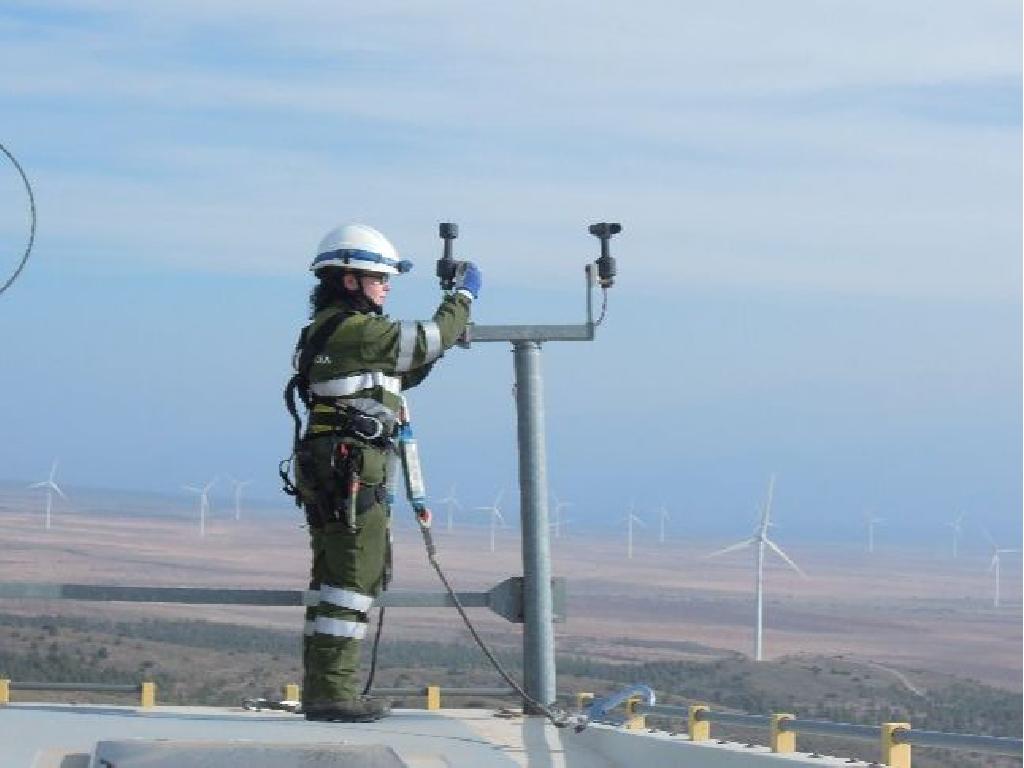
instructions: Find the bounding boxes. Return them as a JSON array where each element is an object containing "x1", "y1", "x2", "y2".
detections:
[
  {"x1": 864, "y1": 511, "x2": 884, "y2": 554},
  {"x1": 183, "y1": 478, "x2": 216, "y2": 537},
  {"x1": 657, "y1": 506, "x2": 670, "y2": 544},
  {"x1": 437, "y1": 485, "x2": 462, "y2": 531},
  {"x1": 28, "y1": 459, "x2": 66, "y2": 530},
  {"x1": 983, "y1": 528, "x2": 1018, "y2": 608},
  {"x1": 625, "y1": 503, "x2": 645, "y2": 560},
  {"x1": 947, "y1": 513, "x2": 965, "y2": 559},
  {"x1": 705, "y1": 474, "x2": 806, "y2": 662},
  {"x1": 475, "y1": 491, "x2": 506, "y2": 553},
  {"x1": 551, "y1": 492, "x2": 572, "y2": 540},
  {"x1": 229, "y1": 477, "x2": 250, "y2": 521}
]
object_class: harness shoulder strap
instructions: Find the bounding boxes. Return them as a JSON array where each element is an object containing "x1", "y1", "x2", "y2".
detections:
[
  {"x1": 297, "y1": 307, "x2": 355, "y2": 381},
  {"x1": 284, "y1": 307, "x2": 355, "y2": 448}
]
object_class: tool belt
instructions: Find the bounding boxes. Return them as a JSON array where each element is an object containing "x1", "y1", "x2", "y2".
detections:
[
  {"x1": 294, "y1": 434, "x2": 390, "y2": 531},
  {"x1": 307, "y1": 399, "x2": 397, "y2": 450},
  {"x1": 303, "y1": 482, "x2": 388, "y2": 531}
]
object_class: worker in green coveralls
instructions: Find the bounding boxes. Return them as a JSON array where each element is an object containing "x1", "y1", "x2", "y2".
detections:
[{"x1": 289, "y1": 223, "x2": 481, "y2": 722}]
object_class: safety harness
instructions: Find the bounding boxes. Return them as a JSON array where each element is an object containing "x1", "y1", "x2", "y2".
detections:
[{"x1": 280, "y1": 307, "x2": 354, "y2": 503}]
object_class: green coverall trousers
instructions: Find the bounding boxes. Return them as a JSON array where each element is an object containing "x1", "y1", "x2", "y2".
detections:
[{"x1": 298, "y1": 438, "x2": 389, "y2": 704}]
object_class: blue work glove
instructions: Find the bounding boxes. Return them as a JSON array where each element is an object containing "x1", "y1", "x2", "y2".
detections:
[{"x1": 454, "y1": 262, "x2": 482, "y2": 300}]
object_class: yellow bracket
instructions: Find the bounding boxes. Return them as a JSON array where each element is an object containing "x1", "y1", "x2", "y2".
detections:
[
  {"x1": 139, "y1": 681, "x2": 156, "y2": 709},
  {"x1": 771, "y1": 713, "x2": 796, "y2": 753},
  {"x1": 0, "y1": 678, "x2": 9, "y2": 706},
  {"x1": 624, "y1": 695, "x2": 646, "y2": 730},
  {"x1": 688, "y1": 704, "x2": 710, "y2": 741},
  {"x1": 284, "y1": 683, "x2": 300, "y2": 702},
  {"x1": 426, "y1": 685, "x2": 441, "y2": 711},
  {"x1": 576, "y1": 692, "x2": 594, "y2": 710},
  {"x1": 882, "y1": 722, "x2": 911, "y2": 768}
]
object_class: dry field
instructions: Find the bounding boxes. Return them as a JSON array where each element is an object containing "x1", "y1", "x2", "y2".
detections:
[{"x1": 0, "y1": 498, "x2": 1020, "y2": 692}]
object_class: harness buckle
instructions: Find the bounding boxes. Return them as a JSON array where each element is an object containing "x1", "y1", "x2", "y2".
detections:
[{"x1": 351, "y1": 413, "x2": 385, "y2": 442}]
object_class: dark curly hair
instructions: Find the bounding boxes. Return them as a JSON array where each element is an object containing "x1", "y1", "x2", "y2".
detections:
[{"x1": 309, "y1": 267, "x2": 376, "y2": 317}]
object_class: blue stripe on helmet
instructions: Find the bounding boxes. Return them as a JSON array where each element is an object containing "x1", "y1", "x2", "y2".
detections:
[{"x1": 312, "y1": 248, "x2": 413, "y2": 273}]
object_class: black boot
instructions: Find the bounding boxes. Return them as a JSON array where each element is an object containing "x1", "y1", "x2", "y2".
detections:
[{"x1": 303, "y1": 697, "x2": 391, "y2": 723}]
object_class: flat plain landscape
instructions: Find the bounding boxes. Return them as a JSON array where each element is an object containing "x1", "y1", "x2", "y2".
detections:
[{"x1": 1, "y1": 489, "x2": 1019, "y2": 692}]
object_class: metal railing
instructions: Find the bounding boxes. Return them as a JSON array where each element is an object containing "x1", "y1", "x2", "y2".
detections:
[
  {"x1": 1, "y1": 679, "x2": 156, "y2": 708},
  {"x1": 575, "y1": 694, "x2": 1023, "y2": 767},
  {"x1": 0, "y1": 578, "x2": 567, "y2": 623}
]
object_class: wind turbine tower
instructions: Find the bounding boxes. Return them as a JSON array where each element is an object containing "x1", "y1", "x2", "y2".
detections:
[
  {"x1": 625, "y1": 503, "x2": 645, "y2": 560},
  {"x1": 865, "y1": 511, "x2": 884, "y2": 554},
  {"x1": 948, "y1": 513, "x2": 965, "y2": 559},
  {"x1": 29, "y1": 459, "x2": 66, "y2": 530},
  {"x1": 551, "y1": 493, "x2": 572, "y2": 540},
  {"x1": 984, "y1": 529, "x2": 1018, "y2": 608},
  {"x1": 184, "y1": 479, "x2": 216, "y2": 537},
  {"x1": 475, "y1": 491, "x2": 506, "y2": 553},
  {"x1": 437, "y1": 485, "x2": 462, "y2": 532},
  {"x1": 230, "y1": 478, "x2": 250, "y2": 522},
  {"x1": 657, "y1": 506, "x2": 670, "y2": 544},
  {"x1": 705, "y1": 474, "x2": 806, "y2": 661}
]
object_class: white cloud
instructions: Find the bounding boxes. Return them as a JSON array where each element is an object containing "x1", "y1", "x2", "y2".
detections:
[{"x1": 2, "y1": 0, "x2": 1019, "y2": 300}]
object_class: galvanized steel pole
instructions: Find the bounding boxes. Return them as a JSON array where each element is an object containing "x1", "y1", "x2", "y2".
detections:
[{"x1": 513, "y1": 340, "x2": 556, "y2": 707}]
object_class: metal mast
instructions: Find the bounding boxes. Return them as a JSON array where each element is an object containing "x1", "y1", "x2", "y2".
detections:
[{"x1": 442, "y1": 222, "x2": 620, "y2": 708}]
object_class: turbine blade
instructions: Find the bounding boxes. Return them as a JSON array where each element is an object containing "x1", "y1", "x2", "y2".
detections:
[
  {"x1": 28, "y1": 481, "x2": 47, "y2": 489},
  {"x1": 705, "y1": 538, "x2": 754, "y2": 559},
  {"x1": 51, "y1": 483, "x2": 67, "y2": 499},
  {"x1": 766, "y1": 538, "x2": 806, "y2": 578}
]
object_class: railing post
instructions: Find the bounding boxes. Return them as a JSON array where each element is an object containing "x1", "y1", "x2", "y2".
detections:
[
  {"x1": 284, "y1": 683, "x2": 300, "y2": 702},
  {"x1": 426, "y1": 685, "x2": 441, "y2": 711},
  {"x1": 688, "y1": 704, "x2": 710, "y2": 741},
  {"x1": 0, "y1": 678, "x2": 9, "y2": 705},
  {"x1": 771, "y1": 713, "x2": 796, "y2": 753},
  {"x1": 624, "y1": 696, "x2": 646, "y2": 730},
  {"x1": 882, "y1": 722, "x2": 911, "y2": 768},
  {"x1": 139, "y1": 681, "x2": 156, "y2": 709}
]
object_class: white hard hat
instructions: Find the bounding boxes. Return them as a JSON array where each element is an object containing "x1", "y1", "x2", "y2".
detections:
[{"x1": 310, "y1": 223, "x2": 412, "y2": 275}]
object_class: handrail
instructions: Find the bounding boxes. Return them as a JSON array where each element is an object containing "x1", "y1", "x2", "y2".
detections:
[
  {"x1": 1, "y1": 678, "x2": 156, "y2": 708},
  {"x1": 617, "y1": 701, "x2": 1024, "y2": 759},
  {"x1": 895, "y1": 727, "x2": 1024, "y2": 755},
  {"x1": 372, "y1": 686, "x2": 515, "y2": 697},
  {"x1": 10, "y1": 682, "x2": 141, "y2": 693}
]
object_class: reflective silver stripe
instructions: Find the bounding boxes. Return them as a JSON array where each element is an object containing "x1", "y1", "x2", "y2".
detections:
[
  {"x1": 313, "y1": 616, "x2": 367, "y2": 639},
  {"x1": 319, "y1": 584, "x2": 374, "y2": 612},
  {"x1": 395, "y1": 322, "x2": 417, "y2": 373},
  {"x1": 303, "y1": 620, "x2": 315, "y2": 636},
  {"x1": 422, "y1": 321, "x2": 442, "y2": 364},
  {"x1": 310, "y1": 371, "x2": 402, "y2": 397}
]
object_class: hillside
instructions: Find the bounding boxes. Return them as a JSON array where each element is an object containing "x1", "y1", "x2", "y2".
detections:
[{"x1": 1, "y1": 612, "x2": 1018, "y2": 768}]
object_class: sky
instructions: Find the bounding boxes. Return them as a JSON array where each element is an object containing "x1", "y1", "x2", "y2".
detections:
[{"x1": 0, "y1": 1, "x2": 1021, "y2": 548}]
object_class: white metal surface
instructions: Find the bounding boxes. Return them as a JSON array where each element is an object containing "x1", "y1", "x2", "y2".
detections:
[{"x1": 2, "y1": 703, "x2": 875, "y2": 768}]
